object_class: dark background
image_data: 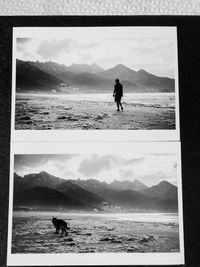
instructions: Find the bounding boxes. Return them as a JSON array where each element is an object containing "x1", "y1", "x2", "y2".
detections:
[{"x1": 0, "y1": 16, "x2": 200, "y2": 267}]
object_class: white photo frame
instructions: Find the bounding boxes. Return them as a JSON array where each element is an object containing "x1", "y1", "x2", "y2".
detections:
[
  {"x1": 11, "y1": 26, "x2": 180, "y2": 142},
  {"x1": 7, "y1": 141, "x2": 184, "y2": 265}
]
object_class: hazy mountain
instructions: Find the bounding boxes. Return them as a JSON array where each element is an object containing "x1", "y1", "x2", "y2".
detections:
[
  {"x1": 67, "y1": 63, "x2": 104, "y2": 74},
  {"x1": 56, "y1": 180, "x2": 105, "y2": 207},
  {"x1": 30, "y1": 61, "x2": 104, "y2": 75},
  {"x1": 143, "y1": 180, "x2": 178, "y2": 200},
  {"x1": 99, "y1": 64, "x2": 137, "y2": 81},
  {"x1": 70, "y1": 178, "x2": 177, "y2": 212},
  {"x1": 29, "y1": 60, "x2": 69, "y2": 77},
  {"x1": 135, "y1": 69, "x2": 175, "y2": 92},
  {"x1": 58, "y1": 70, "x2": 113, "y2": 91},
  {"x1": 14, "y1": 173, "x2": 24, "y2": 192},
  {"x1": 100, "y1": 64, "x2": 175, "y2": 92},
  {"x1": 74, "y1": 178, "x2": 148, "y2": 193},
  {"x1": 14, "y1": 186, "x2": 88, "y2": 210},
  {"x1": 28, "y1": 61, "x2": 106, "y2": 91},
  {"x1": 96, "y1": 188, "x2": 177, "y2": 212},
  {"x1": 109, "y1": 179, "x2": 148, "y2": 192},
  {"x1": 14, "y1": 172, "x2": 105, "y2": 210},
  {"x1": 16, "y1": 60, "x2": 65, "y2": 92},
  {"x1": 14, "y1": 171, "x2": 65, "y2": 192},
  {"x1": 70, "y1": 178, "x2": 110, "y2": 195},
  {"x1": 13, "y1": 172, "x2": 178, "y2": 212},
  {"x1": 16, "y1": 59, "x2": 175, "y2": 93}
]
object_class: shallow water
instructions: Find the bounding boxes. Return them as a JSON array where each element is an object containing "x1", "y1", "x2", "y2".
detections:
[
  {"x1": 17, "y1": 92, "x2": 175, "y2": 108},
  {"x1": 12, "y1": 211, "x2": 179, "y2": 254}
]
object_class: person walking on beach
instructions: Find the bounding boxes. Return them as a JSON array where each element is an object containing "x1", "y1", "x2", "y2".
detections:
[{"x1": 113, "y1": 79, "x2": 123, "y2": 111}]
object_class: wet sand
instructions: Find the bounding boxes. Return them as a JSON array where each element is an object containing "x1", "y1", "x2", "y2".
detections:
[
  {"x1": 12, "y1": 212, "x2": 179, "y2": 253},
  {"x1": 15, "y1": 93, "x2": 175, "y2": 130}
]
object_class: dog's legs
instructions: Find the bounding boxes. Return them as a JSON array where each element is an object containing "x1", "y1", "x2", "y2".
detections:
[{"x1": 65, "y1": 228, "x2": 68, "y2": 236}]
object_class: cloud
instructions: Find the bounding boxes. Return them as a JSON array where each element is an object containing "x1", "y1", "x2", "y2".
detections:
[
  {"x1": 36, "y1": 39, "x2": 73, "y2": 60},
  {"x1": 14, "y1": 154, "x2": 74, "y2": 174},
  {"x1": 17, "y1": 38, "x2": 32, "y2": 44},
  {"x1": 173, "y1": 163, "x2": 177, "y2": 169},
  {"x1": 147, "y1": 153, "x2": 176, "y2": 156},
  {"x1": 119, "y1": 169, "x2": 134, "y2": 179},
  {"x1": 97, "y1": 55, "x2": 124, "y2": 68},
  {"x1": 129, "y1": 38, "x2": 173, "y2": 53},
  {"x1": 122, "y1": 157, "x2": 145, "y2": 165},
  {"x1": 78, "y1": 155, "x2": 145, "y2": 178},
  {"x1": 79, "y1": 52, "x2": 92, "y2": 62},
  {"x1": 126, "y1": 38, "x2": 175, "y2": 77},
  {"x1": 17, "y1": 38, "x2": 32, "y2": 52},
  {"x1": 82, "y1": 42, "x2": 102, "y2": 49},
  {"x1": 78, "y1": 155, "x2": 112, "y2": 177},
  {"x1": 36, "y1": 39, "x2": 102, "y2": 61},
  {"x1": 14, "y1": 153, "x2": 178, "y2": 186}
]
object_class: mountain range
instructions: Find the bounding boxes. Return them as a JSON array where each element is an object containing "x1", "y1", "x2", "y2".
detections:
[
  {"x1": 13, "y1": 171, "x2": 178, "y2": 212},
  {"x1": 16, "y1": 59, "x2": 175, "y2": 93}
]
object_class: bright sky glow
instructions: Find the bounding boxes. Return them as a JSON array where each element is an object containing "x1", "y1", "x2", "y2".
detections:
[{"x1": 16, "y1": 27, "x2": 177, "y2": 78}]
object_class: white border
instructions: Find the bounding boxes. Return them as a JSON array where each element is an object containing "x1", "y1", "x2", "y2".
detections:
[
  {"x1": 7, "y1": 142, "x2": 184, "y2": 265},
  {"x1": 11, "y1": 27, "x2": 180, "y2": 142}
]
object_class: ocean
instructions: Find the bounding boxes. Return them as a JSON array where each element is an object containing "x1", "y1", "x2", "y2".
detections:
[{"x1": 17, "y1": 92, "x2": 175, "y2": 108}]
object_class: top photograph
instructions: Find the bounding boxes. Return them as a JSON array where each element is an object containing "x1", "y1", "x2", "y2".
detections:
[{"x1": 12, "y1": 26, "x2": 179, "y2": 142}]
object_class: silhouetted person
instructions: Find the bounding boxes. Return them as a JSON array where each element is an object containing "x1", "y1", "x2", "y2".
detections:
[{"x1": 113, "y1": 79, "x2": 123, "y2": 111}]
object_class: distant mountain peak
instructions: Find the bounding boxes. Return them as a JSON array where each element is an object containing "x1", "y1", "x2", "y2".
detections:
[
  {"x1": 137, "y1": 69, "x2": 147, "y2": 74},
  {"x1": 134, "y1": 179, "x2": 141, "y2": 183},
  {"x1": 115, "y1": 63, "x2": 126, "y2": 67},
  {"x1": 38, "y1": 171, "x2": 50, "y2": 176},
  {"x1": 91, "y1": 62, "x2": 100, "y2": 67},
  {"x1": 157, "y1": 180, "x2": 175, "y2": 187},
  {"x1": 113, "y1": 64, "x2": 132, "y2": 70},
  {"x1": 144, "y1": 180, "x2": 177, "y2": 200},
  {"x1": 24, "y1": 170, "x2": 50, "y2": 177}
]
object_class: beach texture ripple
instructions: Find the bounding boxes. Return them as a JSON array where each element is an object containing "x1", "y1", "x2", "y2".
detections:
[
  {"x1": 12, "y1": 212, "x2": 180, "y2": 253},
  {"x1": 15, "y1": 93, "x2": 176, "y2": 130}
]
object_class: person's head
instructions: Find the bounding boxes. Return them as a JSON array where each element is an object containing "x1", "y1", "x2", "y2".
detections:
[{"x1": 115, "y1": 79, "x2": 119, "y2": 83}]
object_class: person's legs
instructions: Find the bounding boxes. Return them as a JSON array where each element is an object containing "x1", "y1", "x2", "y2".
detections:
[
  {"x1": 116, "y1": 102, "x2": 120, "y2": 111},
  {"x1": 119, "y1": 101, "x2": 123, "y2": 110}
]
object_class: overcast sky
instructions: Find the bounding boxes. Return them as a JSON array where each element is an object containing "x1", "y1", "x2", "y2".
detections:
[
  {"x1": 16, "y1": 27, "x2": 177, "y2": 78},
  {"x1": 14, "y1": 153, "x2": 178, "y2": 186}
]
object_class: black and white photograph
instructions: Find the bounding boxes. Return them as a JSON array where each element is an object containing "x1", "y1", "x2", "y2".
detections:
[
  {"x1": 13, "y1": 27, "x2": 179, "y2": 136},
  {"x1": 7, "y1": 142, "x2": 184, "y2": 265},
  {"x1": 3, "y1": 15, "x2": 200, "y2": 267}
]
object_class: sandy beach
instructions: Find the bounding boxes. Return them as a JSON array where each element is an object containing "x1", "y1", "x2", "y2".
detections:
[
  {"x1": 12, "y1": 211, "x2": 179, "y2": 254},
  {"x1": 15, "y1": 93, "x2": 175, "y2": 130}
]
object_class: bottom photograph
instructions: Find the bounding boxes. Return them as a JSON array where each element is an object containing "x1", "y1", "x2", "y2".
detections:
[{"x1": 7, "y1": 142, "x2": 184, "y2": 265}]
